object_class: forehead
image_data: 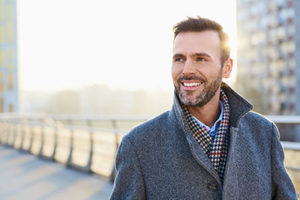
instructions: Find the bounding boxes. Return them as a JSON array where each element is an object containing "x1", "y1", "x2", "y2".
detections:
[{"x1": 173, "y1": 31, "x2": 221, "y2": 56}]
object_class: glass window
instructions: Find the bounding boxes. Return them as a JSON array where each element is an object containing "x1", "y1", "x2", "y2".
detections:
[
  {"x1": 7, "y1": 4, "x2": 14, "y2": 43},
  {"x1": 289, "y1": 58, "x2": 295, "y2": 68},
  {"x1": 277, "y1": 27, "x2": 285, "y2": 39},
  {"x1": 0, "y1": 26, "x2": 3, "y2": 44},
  {"x1": 8, "y1": 72, "x2": 13, "y2": 90},
  {"x1": 287, "y1": 24, "x2": 295, "y2": 35},
  {"x1": 0, "y1": 0, "x2": 3, "y2": 22},
  {"x1": 9, "y1": 104, "x2": 13, "y2": 112},
  {"x1": 287, "y1": 41, "x2": 295, "y2": 52},
  {"x1": 0, "y1": 82, "x2": 3, "y2": 93},
  {"x1": 7, "y1": 22, "x2": 13, "y2": 43},
  {"x1": 0, "y1": 97, "x2": 3, "y2": 112},
  {"x1": 276, "y1": 0, "x2": 286, "y2": 7},
  {"x1": 0, "y1": 50, "x2": 3, "y2": 66},
  {"x1": 7, "y1": 4, "x2": 13, "y2": 20},
  {"x1": 8, "y1": 49, "x2": 13, "y2": 61}
]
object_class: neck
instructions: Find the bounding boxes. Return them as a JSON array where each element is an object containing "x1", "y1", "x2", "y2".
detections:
[{"x1": 187, "y1": 89, "x2": 221, "y2": 128}]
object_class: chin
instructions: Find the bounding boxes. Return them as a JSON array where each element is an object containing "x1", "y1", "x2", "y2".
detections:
[{"x1": 179, "y1": 94, "x2": 201, "y2": 106}]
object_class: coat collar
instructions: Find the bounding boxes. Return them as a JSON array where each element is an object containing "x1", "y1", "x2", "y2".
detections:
[
  {"x1": 170, "y1": 82, "x2": 253, "y2": 185},
  {"x1": 172, "y1": 82, "x2": 253, "y2": 129}
]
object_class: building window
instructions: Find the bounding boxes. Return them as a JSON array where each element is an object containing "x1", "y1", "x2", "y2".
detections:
[
  {"x1": 9, "y1": 104, "x2": 13, "y2": 112},
  {"x1": 0, "y1": 82, "x2": 4, "y2": 93},
  {"x1": 0, "y1": 97, "x2": 3, "y2": 112},
  {"x1": 0, "y1": 50, "x2": 3, "y2": 66},
  {"x1": 0, "y1": 26, "x2": 3, "y2": 44},
  {"x1": 7, "y1": 4, "x2": 14, "y2": 43},
  {"x1": 8, "y1": 72, "x2": 13, "y2": 90},
  {"x1": 0, "y1": 0, "x2": 3, "y2": 22},
  {"x1": 8, "y1": 49, "x2": 13, "y2": 61}
]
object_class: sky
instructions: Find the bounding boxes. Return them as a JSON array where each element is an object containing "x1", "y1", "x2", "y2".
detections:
[{"x1": 17, "y1": 0, "x2": 236, "y2": 92}]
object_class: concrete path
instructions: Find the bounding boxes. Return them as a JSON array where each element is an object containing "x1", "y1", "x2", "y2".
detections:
[{"x1": 0, "y1": 145, "x2": 113, "y2": 200}]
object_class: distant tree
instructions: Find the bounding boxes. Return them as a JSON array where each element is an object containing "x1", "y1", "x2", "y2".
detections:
[{"x1": 46, "y1": 90, "x2": 80, "y2": 114}]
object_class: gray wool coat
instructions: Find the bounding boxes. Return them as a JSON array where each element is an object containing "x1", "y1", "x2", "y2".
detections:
[{"x1": 110, "y1": 83, "x2": 297, "y2": 200}]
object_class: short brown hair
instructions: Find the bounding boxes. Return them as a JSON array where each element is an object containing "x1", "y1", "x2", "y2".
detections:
[{"x1": 173, "y1": 17, "x2": 230, "y2": 64}]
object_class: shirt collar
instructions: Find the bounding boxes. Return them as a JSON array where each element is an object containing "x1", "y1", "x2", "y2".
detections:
[{"x1": 192, "y1": 100, "x2": 224, "y2": 132}]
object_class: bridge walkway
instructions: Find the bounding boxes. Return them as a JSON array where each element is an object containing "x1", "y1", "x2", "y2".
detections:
[{"x1": 0, "y1": 146, "x2": 113, "y2": 200}]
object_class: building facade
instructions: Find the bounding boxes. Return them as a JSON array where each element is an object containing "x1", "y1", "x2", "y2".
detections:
[
  {"x1": 236, "y1": 0, "x2": 300, "y2": 115},
  {"x1": 0, "y1": 0, "x2": 18, "y2": 112}
]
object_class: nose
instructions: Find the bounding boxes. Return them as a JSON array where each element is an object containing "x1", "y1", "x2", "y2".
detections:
[{"x1": 182, "y1": 59, "x2": 196, "y2": 75}]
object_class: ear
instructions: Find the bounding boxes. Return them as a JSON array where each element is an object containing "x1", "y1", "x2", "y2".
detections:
[{"x1": 222, "y1": 58, "x2": 233, "y2": 79}]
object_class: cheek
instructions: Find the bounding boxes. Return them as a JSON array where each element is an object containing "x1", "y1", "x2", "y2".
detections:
[{"x1": 171, "y1": 64, "x2": 182, "y2": 80}]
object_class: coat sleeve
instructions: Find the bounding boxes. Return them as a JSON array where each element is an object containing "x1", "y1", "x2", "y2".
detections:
[
  {"x1": 110, "y1": 135, "x2": 146, "y2": 200},
  {"x1": 271, "y1": 123, "x2": 298, "y2": 200}
]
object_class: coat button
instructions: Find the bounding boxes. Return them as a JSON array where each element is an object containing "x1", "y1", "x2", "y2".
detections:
[{"x1": 207, "y1": 183, "x2": 218, "y2": 191}]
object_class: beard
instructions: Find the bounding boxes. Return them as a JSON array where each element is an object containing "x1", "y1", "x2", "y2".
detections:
[{"x1": 174, "y1": 70, "x2": 222, "y2": 107}]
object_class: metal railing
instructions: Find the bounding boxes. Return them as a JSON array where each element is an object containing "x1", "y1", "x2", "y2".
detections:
[
  {"x1": 0, "y1": 113, "x2": 149, "y2": 181},
  {"x1": 0, "y1": 113, "x2": 299, "y2": 196}
]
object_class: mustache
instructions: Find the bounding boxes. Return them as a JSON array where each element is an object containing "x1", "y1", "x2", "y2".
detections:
[{"x1": 178, "y1": 75, "x2": 206, "y2": 83}]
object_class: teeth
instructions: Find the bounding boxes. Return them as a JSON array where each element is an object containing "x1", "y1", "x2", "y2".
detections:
[{"x1": 183, "y1": 82, "x2": 202, "y2": 87}]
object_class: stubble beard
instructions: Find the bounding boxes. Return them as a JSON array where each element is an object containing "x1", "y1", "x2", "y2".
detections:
[{"x1": 175, "y1": 71, "x2": 223, "y2": 107}]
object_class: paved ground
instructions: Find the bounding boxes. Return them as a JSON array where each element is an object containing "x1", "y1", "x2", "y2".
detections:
[{"x1": 0, "y1": 145, "x2": 113, "y2": 200}]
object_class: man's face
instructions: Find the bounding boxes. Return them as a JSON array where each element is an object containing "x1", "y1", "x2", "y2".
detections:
[{"x1": 172, "y1": 31, "x2": 231, "y2": 107}]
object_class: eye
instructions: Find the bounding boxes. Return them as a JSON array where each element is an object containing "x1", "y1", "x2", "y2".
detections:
[
  {"x1": 196, "y1": 57, "x2": 206, "y2": 62},
  {"x1": 174, "y1": 57, "x2": 184, "y2": 62}
]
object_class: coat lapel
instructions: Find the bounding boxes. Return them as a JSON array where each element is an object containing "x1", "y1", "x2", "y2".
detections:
[
  {"x1": 171, "y1": 82, "x2": 253, "y2": 187},
  {"x1": 186, "y1": 133, "x2": 222, "y2": 185}
]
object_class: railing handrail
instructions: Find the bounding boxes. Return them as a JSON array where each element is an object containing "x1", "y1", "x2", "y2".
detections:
[
  {"x1": 281, "y1": 141, "x2": 300, "y2": 151},
  {"x1": 0, "y1": 113, "x2": 153, "y2": 122},
  {"x1": 266, "y1": 115, "x2": 300, "y2": 124},
  {"x1": 1, "y1": 113, "x2": 300, "y2": 123}
]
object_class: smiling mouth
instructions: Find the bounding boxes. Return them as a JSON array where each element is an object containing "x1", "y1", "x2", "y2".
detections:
[
  {"x1": 181, "y1": 81, "x2": 204, "y2": 90},
  {"x1": 182, "y1": 82, "x2": 203, "y2": 87}
]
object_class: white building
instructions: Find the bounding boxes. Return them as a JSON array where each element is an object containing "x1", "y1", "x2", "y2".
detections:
[
  {"x1": 0, "y1": 0, "x2": 18, "y2": 112},
  {"x1": 236, "y1": 0, "x2": 300, "y2": 115}
]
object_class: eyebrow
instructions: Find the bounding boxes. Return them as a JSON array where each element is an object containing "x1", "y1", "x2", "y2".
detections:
[
  {"x1": 191, "y1": 53, "x2": 212, "y2": 58},
  {"x1": 173, "y1": 53, "x2": 185, "y2": 58},
  {"x1": 172, "y1": 53, "x2": 212, "y2": 59}
]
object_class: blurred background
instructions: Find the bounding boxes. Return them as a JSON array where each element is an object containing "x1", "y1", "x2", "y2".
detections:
[{"x1": 0, "y1": 0, "x2": 300, "y2": 199}]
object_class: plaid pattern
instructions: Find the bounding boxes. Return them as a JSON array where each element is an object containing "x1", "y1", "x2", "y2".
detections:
[{"x1": 183, "y1": 89, "x2": 230, "y2": 182}]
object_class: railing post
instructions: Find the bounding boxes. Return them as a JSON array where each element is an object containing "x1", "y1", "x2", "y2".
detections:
[
  {"x1": 0, "y1": 121, "x2": 2, "y2": 144},
  {"x1": 19, "y1": 119, "x2": 26, "y2": 151},
  {"x1": 110, "y1": 119, "x2": 119, "y2": 182},
  {"x1": 10, "y1": 120, "x2": 15, "y2": 147},
  {"x1": 5, "y1": 121, "x2": 9, "y2": 145},
  {"x1": 28, "y1": 121, "x2": 35, "y2": 153},
  {"x1": 0, "y1": 121, "x2": 6, "y2": 145},
  {"x1": 39, "y1": 119, "x2": 45, "y2": 157},
  {"x1": 86, "y1": 120, "x2": 94, "y2": 172},
  {"x1": 66, "y1": 120, "x2": 74, "y2": 167},
  {"x1": 111, "y1": 120, "x2": 119, "y2": 152},
  {"x1": 0, "y1": 120, "x2": 6, "y2": 145},
  {"x1": 12, "y1": 119, "x2": 18, "y2": 148},
  {"x1": 51, "y1": 121, "x2": 58, "y2": 161}
]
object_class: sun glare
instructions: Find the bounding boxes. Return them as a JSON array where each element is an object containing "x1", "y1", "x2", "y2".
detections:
[{"x1": 18, "y1": 0, "x2": 237, "y2": 92}]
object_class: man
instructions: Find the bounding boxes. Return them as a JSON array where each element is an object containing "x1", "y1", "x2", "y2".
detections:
[{"x1": 110, "y1": 17, "x2": 297, "y2": 199}]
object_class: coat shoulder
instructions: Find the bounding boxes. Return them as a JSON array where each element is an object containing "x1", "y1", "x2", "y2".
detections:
[
  {"x1": 243, "y1": 111, "x2": 274, "y2": 127},
  {"x1": 240, "y1": 111, "x2": 277, "y2": 141},
  {"x1": 125, "y1": 111, "x2": 171, "y2": 144}
]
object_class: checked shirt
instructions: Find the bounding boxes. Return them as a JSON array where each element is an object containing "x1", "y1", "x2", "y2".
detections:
[{"x1": 183, "y1": 89, "x2": 230, "y2": 182}]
